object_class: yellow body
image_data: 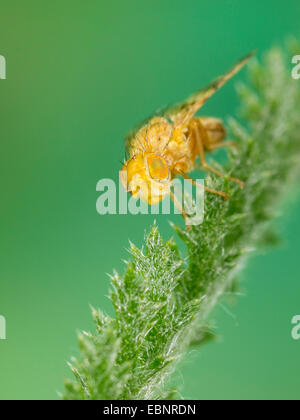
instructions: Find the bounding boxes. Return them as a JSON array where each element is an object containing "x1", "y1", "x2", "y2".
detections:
[
  {"x1": 121, "y1": 116, "x2": 226, "y2": 204},
  {"x1": 120, "y1": 52, "x2": 255, "y2": 207}
]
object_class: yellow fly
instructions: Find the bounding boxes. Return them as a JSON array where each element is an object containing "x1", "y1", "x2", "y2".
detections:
[{"x1": 121, "y1": 52, "x2": 255, "y2": 222}]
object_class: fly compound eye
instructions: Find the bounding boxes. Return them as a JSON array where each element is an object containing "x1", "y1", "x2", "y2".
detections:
[{"x1": 147, "y1": 154, "x2": 169, "y2": 181}]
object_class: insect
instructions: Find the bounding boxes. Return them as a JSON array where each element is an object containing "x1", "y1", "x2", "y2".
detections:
[{"x1": 121, "y1": 51, "x2": 255, "y2": 224}]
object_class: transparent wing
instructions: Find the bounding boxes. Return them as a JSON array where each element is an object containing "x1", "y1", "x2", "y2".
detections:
[
  {"x1": 164, "y1": 51, "x2": 256, "y2": 127},
  {"x1": 125, "y1": 51, "x2": 255, "y2": 150}
]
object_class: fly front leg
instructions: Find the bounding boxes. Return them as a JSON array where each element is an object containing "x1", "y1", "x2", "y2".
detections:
[
  {"x1": 170, "y1": 190, "x2": 191, "y2": 229},
  {"x1": 190, "y1": 118, "x2": 244, "y2": 188}
]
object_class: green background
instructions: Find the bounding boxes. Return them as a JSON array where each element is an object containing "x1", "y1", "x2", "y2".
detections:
[{"x1": 0, "y1": 0, "x2": 300, "y2": 400}]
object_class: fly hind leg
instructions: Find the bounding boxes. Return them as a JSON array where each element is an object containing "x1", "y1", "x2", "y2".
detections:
[{"x1": 190, "y1": 118, "x2": 244, "y2": 188}]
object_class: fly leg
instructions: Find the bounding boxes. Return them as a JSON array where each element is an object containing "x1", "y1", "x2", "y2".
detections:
[
  {"x1": 191, "y1": 119, "x2": 244, "y2": 188},
  {"x1": 179, "y1": 171, "x2": 229, "y2": 199},
  {"x1": 206, "y1": 140, "x2": 239, "y2": 151}
]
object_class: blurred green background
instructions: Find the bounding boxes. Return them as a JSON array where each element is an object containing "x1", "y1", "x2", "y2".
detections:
[{"x1": 0, "y1": 0, "x2": 300, "y2": 400}]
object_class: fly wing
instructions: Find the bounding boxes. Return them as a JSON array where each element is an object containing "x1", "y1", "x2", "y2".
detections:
[
  {"x1": 163, "y1": 51, "x2": 256, "y2": 127},
  {"x1": 125, "y1": 51, "x2": 255, "y2": 151}
]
